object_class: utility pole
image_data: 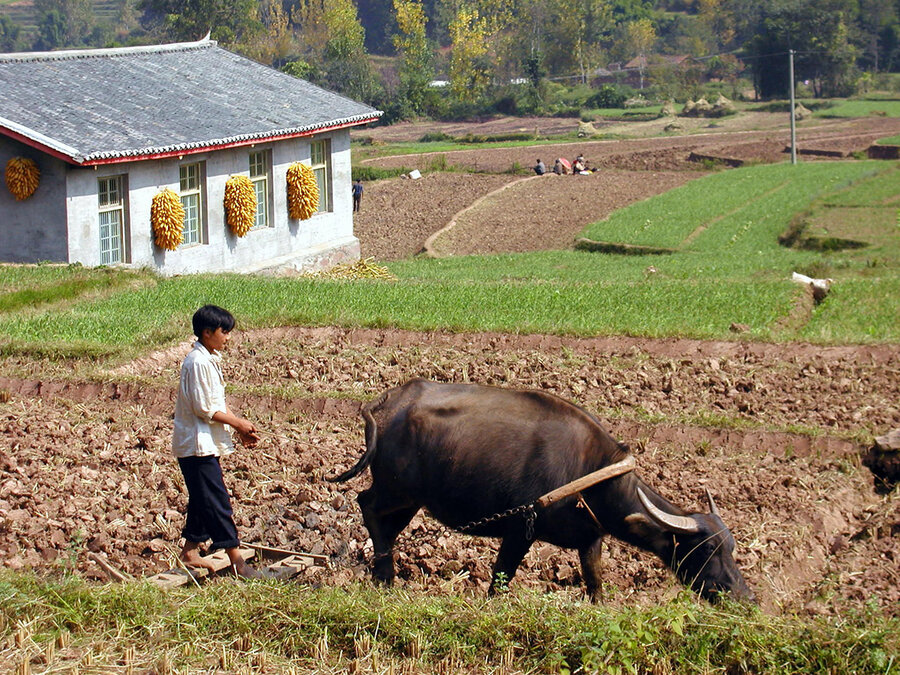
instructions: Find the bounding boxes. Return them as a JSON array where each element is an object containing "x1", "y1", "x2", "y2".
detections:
[{"x1": 789, "y1": 49, "x2": 797, "y2": 164}]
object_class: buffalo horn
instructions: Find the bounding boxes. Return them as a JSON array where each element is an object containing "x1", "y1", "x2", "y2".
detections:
[
  {"x1": 705, "y1": 488, "x2": 721, "y2": 517},
  {"x1": 636, "y1": 488, "x2": 699, "y2": 534}
]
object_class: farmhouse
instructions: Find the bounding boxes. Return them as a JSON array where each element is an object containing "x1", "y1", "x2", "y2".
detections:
[{"x1": 0, "y1": 37, "x2": 382, "y2": 275}]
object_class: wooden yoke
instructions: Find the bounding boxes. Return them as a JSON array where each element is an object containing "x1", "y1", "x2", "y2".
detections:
[{"x1": 536, "y1": 455, "x2": 636, "y2": 508}]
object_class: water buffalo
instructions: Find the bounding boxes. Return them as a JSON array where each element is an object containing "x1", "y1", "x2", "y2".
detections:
[{"x1": 331, "y1": 379, "x2": 754, "y2": 603}]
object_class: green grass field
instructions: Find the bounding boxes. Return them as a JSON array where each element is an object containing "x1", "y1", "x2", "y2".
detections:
[
  {"x1": 0, "y1": 161, "x2": 897, "y2": 357},
  {"x1": 816, "y1": 98, "x2": 900, "y2": 118},
  {"x1": 584, "y1": 104, "x2": 669, "y2": 118}
]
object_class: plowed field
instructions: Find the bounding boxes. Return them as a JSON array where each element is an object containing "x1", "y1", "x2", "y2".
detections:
[{"x1": 2, "y1": 328, "x2": 897, "y2": 615}]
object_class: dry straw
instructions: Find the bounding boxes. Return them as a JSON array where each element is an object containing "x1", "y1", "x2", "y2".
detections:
[{"x1": 301, "y1": 257, "x2": 397, "y2": 281}]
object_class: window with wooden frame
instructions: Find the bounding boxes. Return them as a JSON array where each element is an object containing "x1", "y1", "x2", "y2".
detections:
[
  {"x1": 179, "y1": 162, "x2": 205, "y2": 246},
  {"x1": 310, "y1": 139, "x2": 332, "y2": 213},
  {"x1": 249, "y1": 150, "x2": 272, "y2": 229},
  {"x1": 97, "y1": 175, "x2": 127, "y2": 264}
]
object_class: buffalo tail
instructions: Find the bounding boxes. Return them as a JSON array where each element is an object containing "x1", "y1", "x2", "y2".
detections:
[{"x1": 326, "y1": 393, "x2": 384, "y2": 482}]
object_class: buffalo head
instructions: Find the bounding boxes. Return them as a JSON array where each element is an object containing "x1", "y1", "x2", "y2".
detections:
[{"x1": 634, "y1": 488, "x2": 755, "y2": 603}]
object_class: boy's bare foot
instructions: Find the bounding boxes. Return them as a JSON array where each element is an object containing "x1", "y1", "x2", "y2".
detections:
[
  {"x1": 181, "y1": 542, "x2": 217, "y2": 574},
  {"x1": 231, "y1": 561, "x2": 272, "y2": 580}
]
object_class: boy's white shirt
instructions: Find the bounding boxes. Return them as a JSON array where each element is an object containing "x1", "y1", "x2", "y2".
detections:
[{"x1": 172, "y1": 341, "x2": 234, "y2": 458}]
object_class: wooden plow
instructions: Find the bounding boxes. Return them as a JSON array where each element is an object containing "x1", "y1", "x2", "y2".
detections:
[{"x1": 90, "y1": 544, "x2": 328, "y2": 589}]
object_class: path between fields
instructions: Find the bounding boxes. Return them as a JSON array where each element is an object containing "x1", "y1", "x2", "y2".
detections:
[{"x1": 422, "y1": 174, "x2": 540, "y2": 257}]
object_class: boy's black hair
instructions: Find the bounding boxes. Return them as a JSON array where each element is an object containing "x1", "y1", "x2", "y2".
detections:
[{"x1": 192, "y1": 304, "x2": 235, "y2": 338}]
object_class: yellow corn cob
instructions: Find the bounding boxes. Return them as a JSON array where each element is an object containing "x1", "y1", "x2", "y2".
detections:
[
  {"x1": 224, "y1": 175, "x2": 256, "y2": 237},
  {"x1": 150, "y1": 188, "x2": 185, "y2": 250},
  {"x1": 5, "y1": 157, "x2": 40, "y2": 201},
  {"x1": 286, "y1": 162, "x2": 319, "y2": 220}
]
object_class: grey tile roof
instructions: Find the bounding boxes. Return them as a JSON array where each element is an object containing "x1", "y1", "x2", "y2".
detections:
[{"x1": 0, "y1": 38, "x2": 382, "y2": 164}]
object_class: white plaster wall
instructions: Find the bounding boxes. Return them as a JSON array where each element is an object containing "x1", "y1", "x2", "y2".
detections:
[
  {"x1": 64, "y1": 130, "x2": 358, "y2": 275},
  {"x1": 0, "y1": 137, "x2": 69, "y2": 263}
]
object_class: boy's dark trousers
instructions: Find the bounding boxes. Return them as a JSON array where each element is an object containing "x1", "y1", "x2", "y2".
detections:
[{"x1": 177, "y1": 455, "x2": 240, "y2": 549}]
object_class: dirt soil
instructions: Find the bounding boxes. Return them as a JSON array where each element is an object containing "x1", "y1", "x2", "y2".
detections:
[
  {"x1": 354, "y1": 172, "x2": 517, "y2": 261},
  {"x1": 1, "y1": 327, "x2": 897, "y2": 616},
  {"x1": 434, "y1": 170, "x2": 698, "y2": 256},
  {"x1": 353, "y1": 115, "x2": 900, "y2": 259}
]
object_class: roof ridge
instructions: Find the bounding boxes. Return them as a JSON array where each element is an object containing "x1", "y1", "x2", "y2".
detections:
[
  {"x1": 79, "y1": 112, "x2": 383, "y2": 163},
  {"x1": 0, "y1": 36, "x2": 215, "y2": 63}
]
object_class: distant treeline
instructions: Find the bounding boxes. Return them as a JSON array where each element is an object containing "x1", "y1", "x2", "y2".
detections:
[{"x1": 1, "y1": 0, "x2": 898, "y2": 119}]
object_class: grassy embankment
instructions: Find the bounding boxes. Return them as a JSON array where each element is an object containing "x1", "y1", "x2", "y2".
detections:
[
  {"x1": 3, "y1": 571, "x2": 896, "y2": 674},
  {"x1": 0, "y1": 161, "x2": 898, "y2": 362}
]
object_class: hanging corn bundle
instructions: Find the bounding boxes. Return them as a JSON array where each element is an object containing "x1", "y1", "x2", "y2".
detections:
[
  {"x1": 224, "y1": 175, "x2": 256, "y2": 237},
  {"x1": 5, "y1": 157, "x2": 40, "y2": 201},
  {"x1": 150, "y1": 188, "x2": 185, "y2": 250},
  {"x1": 286, "y1": 162, "x2": 319, "y2": 220}
]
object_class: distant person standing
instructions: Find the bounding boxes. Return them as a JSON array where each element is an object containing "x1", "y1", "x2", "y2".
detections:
[
  {"x1": 352, "y1": 179, "x2": 364, "y2": 212},
  {"x1": 534, "y1": 159, "x2": 546, "y2": 175}
]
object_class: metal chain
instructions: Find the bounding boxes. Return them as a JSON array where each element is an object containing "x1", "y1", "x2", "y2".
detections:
[
  {"x1": 458, "y1": 502, "x2": 538, "y2": 537},
  {"x1": 381, "y1": 501, "x2": 539, "y2": 557}
]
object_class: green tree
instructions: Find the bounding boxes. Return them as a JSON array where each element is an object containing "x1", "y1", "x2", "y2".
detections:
[
  {"x1": 517, "y1": 50, "x2": 548, "y2": 112},
  {"x1": 34, "y1": 10, "x2": 67, "y2": 49},
  {"x1": 0, "y1": 15, "x2": 22, "y2": 51},
  {"x1": 624, "y1": 18, "x2": 656, "y2": 88},
  {"x1": 448, "y1": 4, "x2": 493, "y2": 102},
  {"x1": 280, "y1": 59, "x2": 318, "y2": 80},
  {"x1": 695, "y1": 0, "x2": 736, "y2": 53},
  {"x1": 610, "y1": 0, "x2": 653, "y2": 23},
  {"x1": 857, "y1": 0, "x2": 899, "y2": 71},
  {"x1": 33, "y1": 0, "x2": 95, "y2": 47},
  {"x1": 294, "y1": 0, "x2": 330, "y2": 62},
  {"x1": 539, "y1": 0, "x2": 612, "y2": 81},
  {"x1": 358, "y1": 0, "x2": 396, "y2": 54},
  {"x1": 322, "y1": 0, "x2": 381, "y2": 103},
  {"x1": 746, "y1": 0, "x2": 860, "y2": 98},
  {"x1": 393, "y1": 0, "x2": 433, "y2": 115},
  {"x1": 138, "y1": 0, "x2": 261, "y2": 43},
  {"x1": 239, "y1": 0, "x2": 294, "y2": 65}
]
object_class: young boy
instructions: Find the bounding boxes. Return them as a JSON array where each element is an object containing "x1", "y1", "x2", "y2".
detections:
[{"x1": 172, "y1": 304, "x2": 265, "y2": 579}]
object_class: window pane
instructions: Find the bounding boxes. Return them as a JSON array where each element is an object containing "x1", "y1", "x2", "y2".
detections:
[
  {"x1": 249, "y1": 152, "x2": 265, "y2": 178},
  {"x1": 313, "y1": 167, "x2": 325, "y2": 194},
  {"x1": 181, "y1": 194, "x2": 200, "y2": 245},
  {"x1": 311, "y1": 142, "x2": 323, "y2": 165},
  {"x1": 253, "y1": 179, "x2": 267, "y2": 228},
  {"x1": 98, "y1": 177, "x2": 120, "y2": 208},
  {"x1": 313, "y1": 166, "x2": 328, "y2": 213},
  {"x1": 180, "y1": 164, "x2": 199, "y2": 191},
  {"x1": 99, "y1": 210, "x2": 122, "y2": 265},
  {"x1": 310, "y1": 140, "x2": 330, "y2": 213}
]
